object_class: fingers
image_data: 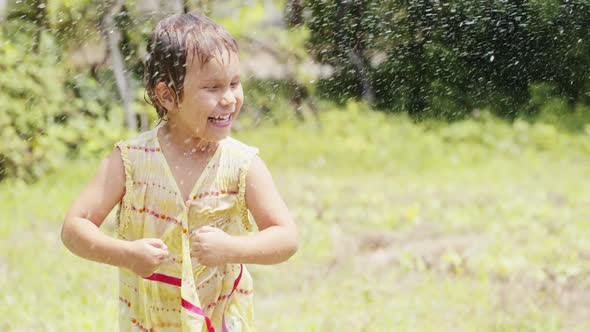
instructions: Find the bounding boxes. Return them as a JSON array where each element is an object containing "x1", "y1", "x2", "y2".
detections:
[
  {"x1": 191, "y1": 230, "x2": 207, "y2": 243},
  {"x1": 190, "y1": 245, "x2": 201, "y2": 256},
  {"x1": 198, "y1": 226, "x2": 217, "y2": 233},
  {"x1": 158, "y1": 249, "x2": 170, "y2": 258},
  {"x1": 146, "y1": 238, "x2": 168, "y2": 250},
  {"x1": 159, "y1": 254, "x2": 173, "y2": 264},
  {"x1": 144, "y1": 238, "x2": 169, "y2": 260},
  {"x1": 145, "y1": 242, "x2": 169, "y2": 259},
  {"x1": 192, "y1": 226, "x2": 219, "y2": 245}
]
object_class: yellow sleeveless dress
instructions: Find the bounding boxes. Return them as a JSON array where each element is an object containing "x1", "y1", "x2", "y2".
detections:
[{"x1": 115, "y1": 125, "x2": 257, "y2": 332}]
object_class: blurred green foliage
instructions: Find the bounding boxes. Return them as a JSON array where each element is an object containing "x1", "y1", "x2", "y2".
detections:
[
  {"x1": 0, "y1": 40, "x2": 66, "y2": 180},
  {"x1": 0, "y1": 35, "x2": 129, "y2": 181},
  {"x1": 1, "y1": 0, "x2": 589, "y2": 182},
  {"x1": 305, "y1": 0, "x2": 590, "y2": 119}
]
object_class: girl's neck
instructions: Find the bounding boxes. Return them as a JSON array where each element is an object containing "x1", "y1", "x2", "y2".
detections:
[{"x1": 159, "y1": 122, "x2": 218, "y2": 157}]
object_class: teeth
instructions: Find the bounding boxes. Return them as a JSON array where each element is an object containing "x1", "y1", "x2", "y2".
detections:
[
  {"x1": 211, "y1": 114, "x2": 230, "y2": 120},
  {"x1": 209, "y1": 113, "x2": 232, "y2": 124}
]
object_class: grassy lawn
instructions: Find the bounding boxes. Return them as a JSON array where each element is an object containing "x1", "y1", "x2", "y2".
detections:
[{"x1": 1, "y1": 105, "x2": 589, "y2": 331}]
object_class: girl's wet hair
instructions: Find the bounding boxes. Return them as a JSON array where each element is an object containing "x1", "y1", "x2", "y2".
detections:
[{"x1": 144, "y1": 12, "x2": 239, "y2": 119}]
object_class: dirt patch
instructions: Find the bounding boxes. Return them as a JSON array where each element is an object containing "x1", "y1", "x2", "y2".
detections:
[
  {"x1": 328, "y1": 222, "x2": 488, "y2": 275},
  {"x1": 328, "y1": 222, "x2": 590, "y2": 331},
  {"x1": 491, "y1": 273, "x2": 590, "y2": 332}
]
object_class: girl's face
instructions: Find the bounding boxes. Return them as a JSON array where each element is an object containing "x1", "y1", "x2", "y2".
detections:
[{"x1": 172, "y1": 50, "x2": 243, "y2": 142}]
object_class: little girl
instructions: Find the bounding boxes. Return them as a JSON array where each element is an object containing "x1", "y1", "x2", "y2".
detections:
[{"x1": 61, "y1": 12, "x2": 298, "y2": 332}]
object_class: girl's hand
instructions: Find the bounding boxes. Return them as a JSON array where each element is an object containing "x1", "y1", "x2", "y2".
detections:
[
  {"x1": 191, "y1": 226, "x2": 235, "y2": 266},
  {"x1": 126, "y1": 238, "x2": 169, "y2": 277}
]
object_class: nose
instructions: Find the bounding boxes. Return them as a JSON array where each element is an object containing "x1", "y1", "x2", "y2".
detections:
[{"x1": 220, "y1": 88, "x2": 236, "y2": 107}]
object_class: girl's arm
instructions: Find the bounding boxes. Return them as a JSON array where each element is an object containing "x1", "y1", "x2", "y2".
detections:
[
  {"x1": 61, "y1": 149, "x2": 168, "y2": 275},
  {"x1": 228, "y1": 156, "x2": 298, "y2": 264}
]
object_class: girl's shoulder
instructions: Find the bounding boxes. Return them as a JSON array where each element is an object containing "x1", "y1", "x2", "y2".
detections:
[
  {"x1": 115, "y1": 128, "x2": 158, "y2": 149},
  {"x1": 222, "y1": 137, "x2": 259, "y2": 158}
]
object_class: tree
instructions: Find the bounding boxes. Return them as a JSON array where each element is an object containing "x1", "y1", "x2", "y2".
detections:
[{"x1": 305, "y1": 0, "x2": 590, "y2": 119}]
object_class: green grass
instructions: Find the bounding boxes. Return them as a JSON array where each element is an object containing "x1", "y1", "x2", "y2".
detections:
[{"x1": 1, "y1": 103, "x2": 589, "y2": 331}]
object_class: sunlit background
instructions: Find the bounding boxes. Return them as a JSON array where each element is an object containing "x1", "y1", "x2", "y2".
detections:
[{"x1": 1, "y1": 0, "x2": 590, "y2": 331}]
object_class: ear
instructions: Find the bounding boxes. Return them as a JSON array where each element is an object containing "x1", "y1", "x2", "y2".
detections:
[{"x1": 154, "y1": 82, "x2": 178, "y2": 113}]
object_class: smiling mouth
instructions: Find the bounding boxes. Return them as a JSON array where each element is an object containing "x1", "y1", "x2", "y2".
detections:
[{"x1": 207, "y1": 112, "x2": 233, "y2": 127}]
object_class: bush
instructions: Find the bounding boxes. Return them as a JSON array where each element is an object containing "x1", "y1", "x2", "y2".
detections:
[
  {"x1": 305, "y1": 0, "x2": 590, "y2": 119},
  {"x1": 0, "y1": 41, "x2": 69, "y2": 180},
  {"x1": 0, "y1": 38, "x2": 128, "y2": 182}
]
